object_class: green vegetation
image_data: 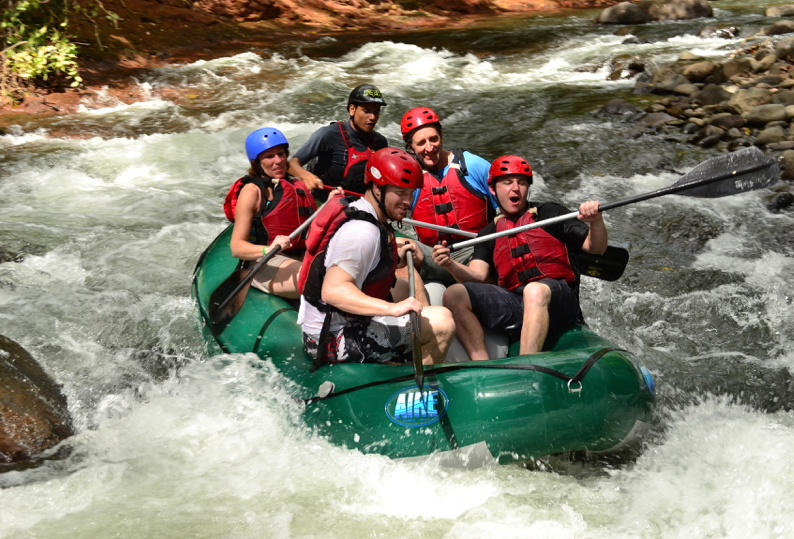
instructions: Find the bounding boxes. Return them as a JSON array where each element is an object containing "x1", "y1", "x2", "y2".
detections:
[{"x1": 0, "y1": 0, "x2": 118, "y2": 102}]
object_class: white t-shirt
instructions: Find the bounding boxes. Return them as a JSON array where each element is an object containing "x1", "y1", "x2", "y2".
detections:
[{"x1": 298, "y1": 197, "x2": 385, "y2": 334}]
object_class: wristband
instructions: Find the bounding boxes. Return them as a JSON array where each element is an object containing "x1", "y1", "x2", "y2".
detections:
[{"x1": 262, "y1": 246, "x2": 267, "y2": 257}]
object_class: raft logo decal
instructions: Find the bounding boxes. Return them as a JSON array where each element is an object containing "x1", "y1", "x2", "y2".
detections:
[{"x1": 385, "y1": 386, "x2": 448, "y2": 427}]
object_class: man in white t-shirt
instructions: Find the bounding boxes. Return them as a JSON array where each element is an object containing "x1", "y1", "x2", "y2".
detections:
[{"x1": 297, "y1": 147, "x2": 455, "y2": 365}]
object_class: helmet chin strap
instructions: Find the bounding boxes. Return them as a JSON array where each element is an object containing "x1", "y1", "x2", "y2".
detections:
[{"x1": 373, "y1": 183, "x2": 389, "y2": 218}]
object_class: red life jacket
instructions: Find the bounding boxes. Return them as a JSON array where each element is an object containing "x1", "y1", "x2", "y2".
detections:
[
  {"x1": 492, "y1": 211, "x2": 577, "y2": 291},
  {"x1": 223, "y1": 175, "x2": 317, "y2": 252},
  {"x1": 411, "y1": 149, "x2": 494, "y2": 246},
  {"x1": 298, "y1": 195, "x2": 397, "y2": 311},
  {"x1": 321, "y1": 122, "x2": 376, "y2": 194}
]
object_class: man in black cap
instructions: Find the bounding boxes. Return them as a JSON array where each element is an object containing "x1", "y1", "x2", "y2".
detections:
[{"x1": 289, "y1": 84, "x2": 389, "y2": 200}]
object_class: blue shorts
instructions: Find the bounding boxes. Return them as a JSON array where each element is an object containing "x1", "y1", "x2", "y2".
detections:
[{"x1": 461, "y1": 279, "x2": 580, "y2": 334}]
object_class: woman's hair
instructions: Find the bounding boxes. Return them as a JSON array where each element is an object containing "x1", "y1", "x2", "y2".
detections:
[{"x1": 248, "y1": 145, "x2": 290, "y2": 177}]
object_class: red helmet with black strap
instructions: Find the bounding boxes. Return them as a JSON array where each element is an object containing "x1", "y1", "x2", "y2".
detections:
[
  {"x1": 400, "y1": 107, "x2": 442, "y2": 142},
  {"x1": 364, "y1": 147, "x2": 424, "y2": 190},
  {"x1": 488, "y1": 155, "x2": 533, "y2": 185}
]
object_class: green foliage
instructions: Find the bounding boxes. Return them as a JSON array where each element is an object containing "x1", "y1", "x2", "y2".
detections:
[{"x1": 0, "y1": 0, "x2": 115, "y2": 99}]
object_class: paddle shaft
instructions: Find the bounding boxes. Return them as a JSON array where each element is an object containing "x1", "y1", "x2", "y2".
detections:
[
  {"x1": 212, "y1": 210, "x2": 320, "y2": 318},
  {"x1": 402, "y1": 218, "x2": 477, "y2": 238},
  {"x1": 452, "y1": 159, "x2": 774, "y2": 252},
  {"x1": 407, "y1": 251, "x2": 424, "y2": 391}
]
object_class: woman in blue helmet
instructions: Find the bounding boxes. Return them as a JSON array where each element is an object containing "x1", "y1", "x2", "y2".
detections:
[{"x1": 224, "y1": 128, "x2": 317, "y2": 298}]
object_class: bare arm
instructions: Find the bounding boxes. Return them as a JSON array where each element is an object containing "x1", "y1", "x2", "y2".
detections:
[
  {"x1": 321, "y1": 265, "x2": 422, "y2": 317},
  {"x1": 577, "y1": 200, "x2": 608, "y2": 255},
  {"x1": 431, "y1": 242, "x2": 493, "y2": 284},
  {"x1": 288, "y1": 157, "x2": 323, "y2": 191},
  {"x1": 229, "y1": 183, "x2": 291, "y2": 260}
]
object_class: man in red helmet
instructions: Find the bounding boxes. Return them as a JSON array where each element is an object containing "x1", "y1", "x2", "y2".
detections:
[
  {"x1": 399, "y1": 107, "x2": 497, "y2": 285},
  {"x1": 431, "y1": 155, "x2": 607, "y2": 358},
  {"x1": 298, "y1": 147, "x2": 455, "y2": 365},
  {"x1": 289, "y1": 84, "x2": 389, "y2": 201}
]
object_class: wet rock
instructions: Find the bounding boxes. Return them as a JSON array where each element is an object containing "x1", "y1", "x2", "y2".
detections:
[
  {"x1": 770, "y1": 20, "x2": 794, "y2": 36},
  {"x1": 698, "y1": 25, "x2": 739, "y2": 39},
  {"x1": 767, "y1": 5, "x2": 794, "y2": 17},
  {"x1": 607, "y1": 55, "x2": 645, "y2": 80},
  {"x1": 682, "y1": 61, "x2": 717, "y2": 82},
  {"x1": 727, "y1": 88, "x2": 774, "y2": 114},
  {"x1": 0, "y1": 335, "x2": 73, "y2": 464},
  {"x1": 673, "y1": 83, "x2": 699, "y2": 96},
  {"x1": 654, "y1": 74, "x2": 691, "y2": 94},
  {"x1": 682, "y1": 122, "x2": 700, "y2": 134},
  {"x1": 594, "y1": 2, "x2": 651, "y2": 24},
  {"x1": 755, "y1": 126, "x2": 787, "y2": 146},
  {"x1": 710, "y1": 114, "x2": 746, "y2": 130},
  {"x1": 723, "y1": 58, "x2": 756, "y2": 79},
  {"x1": 595, "y1": 0, "x2": 712, "y2": 25},
  {"x1": 698, "y1": 133, "x2": 723, "y2": 148},
  {"x1": 678, "y1": 51, "x2": 705, "y2": 62},
  {"x1": 601, "y1": 98, "x2": 642, "y2": 116},
  {"x1": 699, "y1": 83, "x2": 732, "y2": 106},
  {"x1": 646, "y1": 0, "x2": 713, "y2": 21},
  {"x1": 769, "y1": 141, "x2": 794, "y2": 151},
  {"x1": 776, "y1": 37, "x2": 794, "y2": 61},
  {"x1": 726, "y1": 127, "x2": 743, "y2": 139},
  {"x1": 622, "y1": 36, "x2": 654, "y2": 44},
  {"x1": 774, "y1": 90, "x2": 794, "y2": 106},
  {"x1": 744, "y1": 103, "x2": 787, "y2": 125},
  {"x1": 767, "y1": 192, "x2": 794, "y2": 212},
  {"x1": 640, "y1": 112, "x2": 678, "y2": 124}
]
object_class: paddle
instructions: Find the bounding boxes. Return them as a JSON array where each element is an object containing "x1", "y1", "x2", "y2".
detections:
[
  {"x1": 406, "y1": 250, "x2": 424, "y2": 392},
  {"x1": 450, "y1": 146, "x2": 779, "y2": 252},
  {"x1": 402, "y1": 218, "x2": 629, "y2": 281},
  {"x1": 208, "y1": 210, "x2": 320, "y2": 334}
]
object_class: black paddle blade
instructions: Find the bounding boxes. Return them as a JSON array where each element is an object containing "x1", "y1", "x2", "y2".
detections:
[
  {"x1": 207, "y1": 268, "x2": 249, "y2": 335},
  {"x1": 673, "y1": 146, "x2": 779, "y2": 198},
  {"x1": 573, "y1": 245, "x2": 629, "y2": 281}
]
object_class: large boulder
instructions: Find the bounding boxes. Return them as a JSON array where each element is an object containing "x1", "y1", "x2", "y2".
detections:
[
  {"x1": 726, "y1": 88, "x2": 774, "y2": 114},
  {"x1": 596, "y1": 0, "x2": 713, "y2": 24},
  {"x1": 594, "y1": 2, "x2": 651, "y2": 24},
  {"x1": 0, "y1": 335, "x2": 73, "y2": 464},
  {"x1": 767, "y1": 4, "x2": 794, "y2": 17},
  {"x1": 646, "y1": 0, "x2": 713, "y2": 21},
  {"x1": 682, "y1": 61, "x2": 718, "y2": 82},
  {"x1": 776, "y1": 36, "x2": 794, "y2": 61},
  {"x1": 770, "y1": 20, "x2": 794, "y2": 36},
  {"x1": 744, "y1": 104, "x2": 788, "y2": 126}
]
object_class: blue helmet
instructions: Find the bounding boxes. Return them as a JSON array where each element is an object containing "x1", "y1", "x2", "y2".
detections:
[{"x1": 245, "y1": 128, "x2": 289, "y2": 162}]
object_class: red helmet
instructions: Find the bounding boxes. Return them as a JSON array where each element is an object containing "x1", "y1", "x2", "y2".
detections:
[
  {"x1": 400, "y1": 107, "x2": 441, "y2": 141},
  {"x1": 365, "y1": 147, "x2": 424, "y2": 190},
  {"x1": 488, "y1": 155, "x2": 533, "y2": 184}
]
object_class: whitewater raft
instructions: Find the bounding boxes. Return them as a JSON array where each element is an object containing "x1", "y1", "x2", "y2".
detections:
[{"x1": 193, "y1": 225, "x2": 656, "y2": 466}]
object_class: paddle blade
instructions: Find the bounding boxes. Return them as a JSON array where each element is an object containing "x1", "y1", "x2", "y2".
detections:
[
  {"x1": 573, "y1": 245, "x2": 629, "y2": 281},
  {"x1": 672, "y1": 146, "x2": 779, "y2": 198},
  {"x1": 207, "y1": 268, "x2": 249, "y2": 335}
]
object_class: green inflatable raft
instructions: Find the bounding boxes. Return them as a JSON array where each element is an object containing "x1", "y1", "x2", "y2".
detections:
[{"x1": 193, "y1": 225, "x2": 656, "y2": 466}]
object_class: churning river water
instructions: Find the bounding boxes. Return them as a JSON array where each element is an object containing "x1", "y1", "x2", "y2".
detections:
[{"x1": 3, "y1": 1, "x2": 794, "y2": 536}]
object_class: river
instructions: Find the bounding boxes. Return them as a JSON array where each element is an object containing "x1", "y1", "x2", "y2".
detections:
[{"x1": 3, "y1": 0, "x2": 794, "y2": 536}]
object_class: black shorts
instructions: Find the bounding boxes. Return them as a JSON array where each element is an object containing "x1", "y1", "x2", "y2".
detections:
[
  {"x1": 461, "y1": 279, "x2": 580, "y2": 334},
  {"x1": 302, "y1": 314, "x2": 413, "y2": 364}
]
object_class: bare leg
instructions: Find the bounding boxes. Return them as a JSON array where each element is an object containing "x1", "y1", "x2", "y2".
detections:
[
  {"x1": 520, "y1": 282, "x2": 552, "y2": 355},
  {"x1": 419, "y1": 306, "x2": 455, "y2": 365},
  {"x1": 394, "y1": 252, "x2": 429, "y2": 306},
  {"x1": 442, "y1": 284, "x2": 489, "y2": 361},
  {"x1": 267, "y1": 259, "x2": 302, "y2": 299}
]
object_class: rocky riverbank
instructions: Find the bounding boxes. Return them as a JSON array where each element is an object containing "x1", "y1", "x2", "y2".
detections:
[
  {"x1": 0, "y1": 0, "x2": 613, "y2": 115},
  {"x1": 596, "y1": 6, "x2": 794, "y2": 210}
]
